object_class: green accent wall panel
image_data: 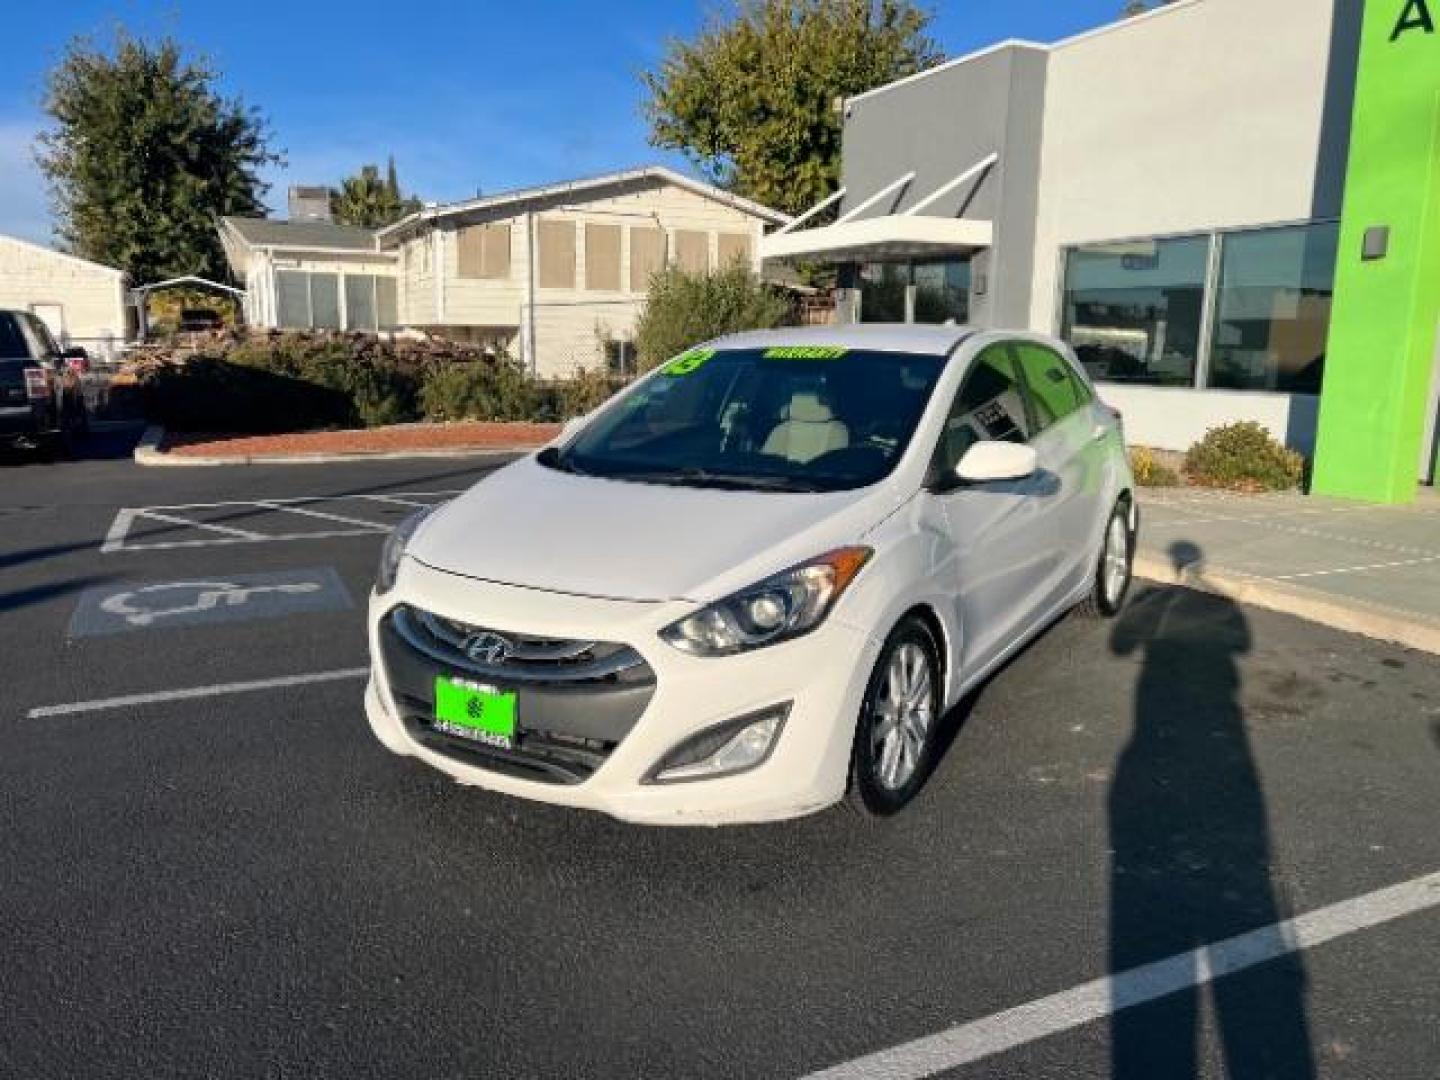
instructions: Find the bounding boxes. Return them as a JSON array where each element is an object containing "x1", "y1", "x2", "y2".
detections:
[{"x1": 1312, "y1": 0, "x2": 1440, "y2": 503}]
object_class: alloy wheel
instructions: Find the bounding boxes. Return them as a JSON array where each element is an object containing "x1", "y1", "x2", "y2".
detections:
[{"x1": 869, "y1": 641, "x2": 935, "y2": 791}]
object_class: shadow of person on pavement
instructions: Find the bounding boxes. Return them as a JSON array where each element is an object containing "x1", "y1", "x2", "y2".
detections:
[{"x1": 1107, "y1": 541, "x2": 1315, "y2": 1079}]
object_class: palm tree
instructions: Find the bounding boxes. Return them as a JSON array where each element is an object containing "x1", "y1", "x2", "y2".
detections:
[{"x1": 330, "y1": 158, "x2": 422, "y2": 228}]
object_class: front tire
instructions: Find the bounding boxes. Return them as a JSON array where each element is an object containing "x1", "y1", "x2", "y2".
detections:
[
  {"x1": 847, "y1": 617, "x2": 943, "y2": 817},
  {"x1": 1078, "y1": 497, "x2": 1134, "y2": 618}
]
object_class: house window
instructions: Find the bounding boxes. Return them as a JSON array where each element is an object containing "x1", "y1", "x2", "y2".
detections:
[
  {"x1": 538, "y1": 219, "x2": 576, "y2": 289},
  {"x1": 629, "y1": 227, "x2": 665, "y2": 292},
  {"x1": 309, "y1": 274, "x2": 341, "y2": 329},
  {"x1": 1208, "y1": 222, "x2": 1339, "y2": 395},
  {"x1": 673, "y1": 230, "x2": 709, "y2": 274},
  {"x1": 585, "y1": 223, "x2": 622, "y2": 291},
  {"x1": 377, "y1": 278, "x2": 399, "y2": 329},
  {"x1": 276, "y1": 270, "x2": 311, "y2": 328},
  {"x1": 717, "y1": 232, "x2": 752, "y2": 268},
  {"x1": 857, "y1": 259, "x2": 970, "y2": 325},
  {"x1": 345, "y1": 275, "x2": 377, "y2": 331},
  {"x1": 1061, "y1": 235, "x2": 1209, "y2": 387},
  {"x1": 457, "y1": 223, "x2": 511, "y2": 279}
]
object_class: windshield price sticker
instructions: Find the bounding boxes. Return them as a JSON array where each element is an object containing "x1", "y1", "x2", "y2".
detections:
[
  {"x1": 763, "y1": 346, "x2": 849, "y2": 360},
  {"x1": 662, "y1": 349, "x2": 716, "y2": 376}
]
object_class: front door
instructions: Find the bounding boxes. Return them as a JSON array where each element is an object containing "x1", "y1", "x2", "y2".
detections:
[{"x1": 930, "y1": 342, "x2": 1066, "y2": 675}]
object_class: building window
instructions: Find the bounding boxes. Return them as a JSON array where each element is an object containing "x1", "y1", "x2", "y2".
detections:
[
  {"x1": 1061, "y1": 235, "x2": 1209, "y2": 387},
  {"x1": 673, "y1": 230, "x2": 709, "y2": 274},
  {"x1": 585, "y1": 223, "x2": 622, "y2": 291},
  {"x1": 457, "y1": 223, "x2": 511, "y2": 280},
  {"x1": 858, "y1": 259, "x2": 970, "y2": 324},
  {"x1": 376, "y1": 278, "x2": 399, "y2": 329},
  {"x1": 629, "y1": 227, "x2": 665, "y2": 292},
  {"x1": 274, "y1": 270, "x2": 397, "y2": 331},
  {"x1": 1208, "y1": 222, "x2": 1338, "y2": 395},
  {"x1": 717, "y1": 232, "x2": 752, "y2": 268},
  {"x1": 345, "y1": 275, "x2": 377, "y2": 331},
  {"x1": 538, "y1": 219, "x2": 576, "y2": 289}
]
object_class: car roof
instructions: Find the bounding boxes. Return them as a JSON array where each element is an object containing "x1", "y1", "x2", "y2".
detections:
[{"x1": 712, "y1": 322, "x2": 977, "y2": 357}]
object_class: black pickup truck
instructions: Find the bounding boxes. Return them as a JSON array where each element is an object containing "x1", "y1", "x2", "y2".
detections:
[{"x1": 0, "y1": 309, "x2": 89, "y2": 459}]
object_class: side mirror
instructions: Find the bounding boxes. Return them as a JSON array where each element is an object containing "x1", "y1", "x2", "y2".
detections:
[{"x1": 955, "y1": 440, "x2": 1038, "y2": 484}]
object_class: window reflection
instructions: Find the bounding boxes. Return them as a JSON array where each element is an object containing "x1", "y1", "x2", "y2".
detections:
[
  {"x1": 1061, "y1": 236, "x2": 1209, "y2": 387},
  {"x1": 858, "y1": 259, "x2": 971, "y2": 325},
  {"x1": 1209, "y1": 223, "x2": 1338, "y2": 394}
]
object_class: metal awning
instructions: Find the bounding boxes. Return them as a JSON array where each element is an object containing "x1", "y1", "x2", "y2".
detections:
[
  {"x1": 760, "y1": 215, "x2": 992, "y2": 262},
  {"x1": 761, "y1": 153, "x2": 997, "y2": 264}
]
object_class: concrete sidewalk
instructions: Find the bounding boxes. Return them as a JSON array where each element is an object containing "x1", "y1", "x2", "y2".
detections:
[{"x1": 1135, "y1": 486, "x2": 1440, "y2": 655}]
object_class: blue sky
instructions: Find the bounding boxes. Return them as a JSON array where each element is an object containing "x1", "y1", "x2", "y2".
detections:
[{"x1": 1, "y1": 0, "x2": 1128, "y2": 244}]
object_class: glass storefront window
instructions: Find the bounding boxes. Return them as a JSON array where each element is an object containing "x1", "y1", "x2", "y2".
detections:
[
  {"x1": 858, "y1": 263, "x2": 908, "y2": 323},
  {"x1": 1061, "y1": 236, "x2": 1210, "y2": 387},
  {"x1": 913, "y1": 260, "x2": 970, "y2": 324},
  {"x1": 858, "y1": 259, "x2": 971, "y2": 324},
  {"x1": 1208, "y1": 222, "x2": 1339, "y2": 394}
]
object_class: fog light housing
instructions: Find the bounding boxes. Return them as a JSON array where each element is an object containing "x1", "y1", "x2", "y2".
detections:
[{"x1": 644, "y1": 704, "x2": 790, "y2": 784}]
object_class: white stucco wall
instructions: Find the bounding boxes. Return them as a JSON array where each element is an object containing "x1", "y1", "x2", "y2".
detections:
[
  {"x1": 1096, "y1": 384, "x2": 1319, "y2": 455},
  {"x1": 1029, "y1": 0, "x2": 1354, "y2": 329}
]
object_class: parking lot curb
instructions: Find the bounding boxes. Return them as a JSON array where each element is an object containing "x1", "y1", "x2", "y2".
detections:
[
  {"x1": 132, "y1": 425, "x2": 540, "y2": 467},
  {"x1": 1132, "y1": 551, "x2": 1440, "y2": 657}
]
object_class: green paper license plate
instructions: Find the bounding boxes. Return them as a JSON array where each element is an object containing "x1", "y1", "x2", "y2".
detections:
[{"x1": 432, "y1": 676, "x2": 517, "y2": 749}]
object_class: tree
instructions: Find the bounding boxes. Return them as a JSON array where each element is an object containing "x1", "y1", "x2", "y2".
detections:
[
  {"x1": 642, "y1": 0, "x2": 941, "y2": 216},
  {"x1": 37, "y1": 31, "x2": 280, "y2": 284},
  {"x1": 330, "y1": 156, "x2": 423, "y2": 229}
]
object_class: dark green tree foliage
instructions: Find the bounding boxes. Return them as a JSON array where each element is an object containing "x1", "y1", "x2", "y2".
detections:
[
  {"x1": 642, "y1": 0, "x2": 940, "y2": 216},
  {"x1": 330, "y1": 156, "x2": 424, "y2": 229},
  {"x1": 37, "y1": 32, "x2": 280, "y2": 283}
]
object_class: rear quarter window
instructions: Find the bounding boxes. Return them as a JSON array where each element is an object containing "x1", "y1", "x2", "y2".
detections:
[{"x1": 0, "y1": 314, "x2": 32, "y2": 360}]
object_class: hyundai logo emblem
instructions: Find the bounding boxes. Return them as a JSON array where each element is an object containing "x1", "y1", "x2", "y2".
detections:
[{"x1": 462, "y1": 631, "x2": 512, "y2": 665}]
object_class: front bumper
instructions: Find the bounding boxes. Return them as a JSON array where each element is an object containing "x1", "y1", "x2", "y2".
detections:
[{"x1": 366, "y1": 558, "x2": 881, "y2": 825}]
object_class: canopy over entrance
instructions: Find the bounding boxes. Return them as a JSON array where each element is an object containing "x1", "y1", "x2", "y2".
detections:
[{"x1": 760, "y1": 154, "x2": 996, "y2": 264}]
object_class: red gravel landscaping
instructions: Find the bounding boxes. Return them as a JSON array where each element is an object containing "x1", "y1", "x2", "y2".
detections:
[{"x1": 161, "y1": 421, "x2": 562, "y2": 459}]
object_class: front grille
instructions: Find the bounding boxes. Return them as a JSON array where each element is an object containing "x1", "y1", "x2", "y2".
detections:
[
  {"x1": 379, "y1": 605, "x2": 657, "y2": 785},
  {"x1": 389, "y1": 605, "x2": 644, "y2": 683}
]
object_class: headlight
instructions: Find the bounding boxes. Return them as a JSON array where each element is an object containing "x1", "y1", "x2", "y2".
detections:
[
  {"x1": 375, "y1": 505, "x2": 439, "y2": 594},
  {"x1": 659, "y1": 547, "x2": 872, "y2": 657}
]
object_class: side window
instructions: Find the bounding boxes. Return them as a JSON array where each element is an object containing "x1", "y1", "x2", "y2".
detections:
[
  {"x1": 0, "y1": 313, "x2": 31, "y2": 359},
  {"x1": 1013, "y1": 343, "x2": 1088, "y2": 434},
  {"x1": 17, "y1": 314, "x2": 56, "y2": 361},
  {"x1": 933, "y1": 345, "x2": 1032, "y2": 474}
]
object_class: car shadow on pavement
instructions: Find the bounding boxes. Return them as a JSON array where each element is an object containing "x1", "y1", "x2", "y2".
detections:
[{"x1": 1106, "y1": 541, "x2": 1315, "y2": 1079}]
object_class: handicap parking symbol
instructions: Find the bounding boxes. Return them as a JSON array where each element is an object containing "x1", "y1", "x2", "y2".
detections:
[{"x1": 69, "y1": 568, "x2": 353, "y2": 637}]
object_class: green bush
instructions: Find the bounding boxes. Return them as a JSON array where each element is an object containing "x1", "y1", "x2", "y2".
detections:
[
  {"x1": 140, "y1": 355, "x2": 357, "y2": 432},
  {"x1": 1184, "y1": 422, "x2": 1306, "y2": 491},
  {"x1": 418, "y1": 357, "x2": 537, "y2": 421},
  {"x1": 558, "y1": 367, "x2": 625, "y2": 417},
  {"x1": 633, "y1": 263, "x2": 791, "y2": 372}
]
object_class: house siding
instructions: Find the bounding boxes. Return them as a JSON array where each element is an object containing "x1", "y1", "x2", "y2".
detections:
[{"x1": 0, "y1": 235, "x2": 127, "y2": 357}]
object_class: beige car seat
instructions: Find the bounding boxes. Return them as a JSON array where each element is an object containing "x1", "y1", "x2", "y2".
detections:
[{"x1": 762, "y1": 392, "x2": 850, "y2": 464}]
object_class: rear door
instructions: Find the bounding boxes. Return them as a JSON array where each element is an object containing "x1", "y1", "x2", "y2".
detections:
[{"x1": 1011, "y1": 341, "x2": 1109, "y2": 595}]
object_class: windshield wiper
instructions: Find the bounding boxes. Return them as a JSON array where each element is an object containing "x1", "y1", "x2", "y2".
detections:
[{"x1": 618, "y1": 468, "x2": 825, "y2": 492}]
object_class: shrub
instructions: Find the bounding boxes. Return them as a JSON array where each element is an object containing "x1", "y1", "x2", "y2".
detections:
[
  {"x1": 418, "y1": 357, "x2": 537, "y2": 422},
  {"x1": 1129, "y1": 446, "x2": 1181, "y2": 488},
  {"x1": 558, "y1": 367, "x2": 625, "y2": 417},
  {"x1": 140, "y1": 355, "x2": 356, "y2": 432},
  {"x1": 633, "y1": 263, "x2": 790, "y2": 372},
  {"x1": 1184, "y1": 422, "x2": 1306, "y2": 491}
]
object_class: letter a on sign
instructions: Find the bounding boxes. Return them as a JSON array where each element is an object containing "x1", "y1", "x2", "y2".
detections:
[{"x1": 1392, "y1": 0, "x2": 1436, "y2": 41}]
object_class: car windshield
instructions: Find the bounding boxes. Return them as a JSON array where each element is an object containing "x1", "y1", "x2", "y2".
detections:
[{"x1": 542, "y1": 346, "x2": 948, "y2": 492}]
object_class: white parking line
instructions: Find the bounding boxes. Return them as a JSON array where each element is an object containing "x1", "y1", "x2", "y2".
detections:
[
  {"x1": 802, "y1": 869, "x2": 1440, "y2": 1080},
  {"x1": 25, "y1": 667, "x2": 369, "y2": 719},
  {"x1": 100, "y1": 489, "x2": 463, "y2": 553}
]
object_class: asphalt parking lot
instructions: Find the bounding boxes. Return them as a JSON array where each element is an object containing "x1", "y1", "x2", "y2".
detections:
[{"x1": 3, "y1": 428, "x2": 1440, "y2": 1079}]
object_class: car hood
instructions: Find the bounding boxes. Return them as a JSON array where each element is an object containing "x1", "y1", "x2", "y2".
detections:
[{"x1": 408, "y1": 456, "x2": 902, "y2": 603}]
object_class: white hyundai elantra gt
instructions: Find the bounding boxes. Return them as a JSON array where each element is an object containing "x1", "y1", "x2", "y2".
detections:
[{"x1": 365, "y1": 324, "x2": 1137, "y2": 825}]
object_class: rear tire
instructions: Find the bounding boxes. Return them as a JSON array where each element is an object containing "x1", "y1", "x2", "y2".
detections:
[
  {"x1": 1077, "y1": 497, "x2": 1134, "y2": 618},
  {"x1": 847, "y1": 616, "x2": 943, "y2": 817}
]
